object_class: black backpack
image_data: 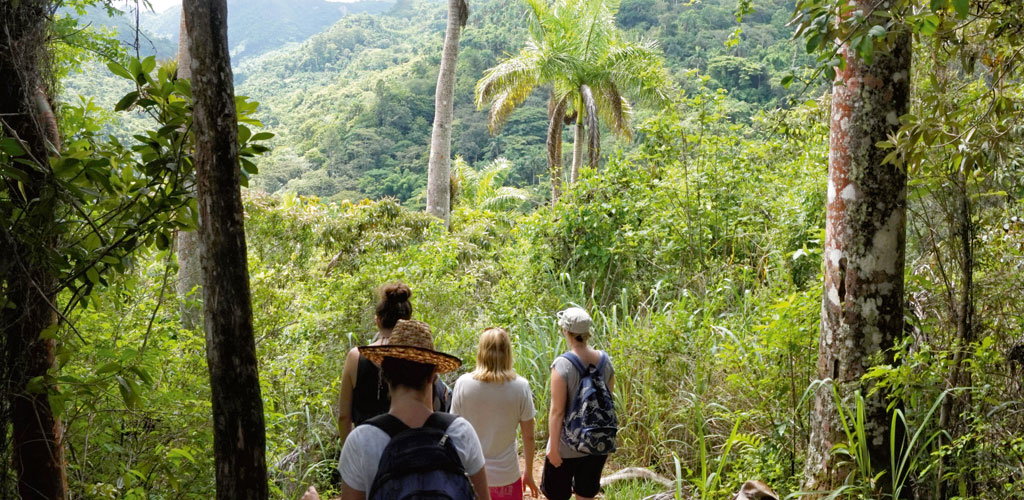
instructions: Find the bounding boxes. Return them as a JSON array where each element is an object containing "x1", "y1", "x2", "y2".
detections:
[{"x1": 365, "y1": 412, "x2": 475, "y2": 500}]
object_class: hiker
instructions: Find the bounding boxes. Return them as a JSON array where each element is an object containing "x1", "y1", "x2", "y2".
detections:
[
  {"x1": 338, "y1": 319, "x2": 490, "y2": 500},
  {"x1": 452, "y1": 327, "x2": 540, "y2": 499},
  {"x1": 337, "y1": 283, "x2": 451, "y2": 444},
  {"x1": 541, "y1": 307, "x2": 617, "y2": 500}
]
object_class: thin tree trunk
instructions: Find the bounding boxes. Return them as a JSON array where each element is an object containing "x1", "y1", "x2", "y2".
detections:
[
  {"x1": 426, "y1": 0, "x2": 467, "y2": 226},
  {"x1": 0, "y1": 1, "x2": 68, "y2": 497},
  {"x1": 183, "y1": 1, "x2": 268, "y2": 498},
  {"x1": 547, "y1": 94, "x2": 566, "y2": 203},
  {"x1": 804, "y1": 12, "x2": 911, "y2": 498},
  {"x1": 936, "y1": 171, "x2": 975, "y2": 499},
  {"x1": 571, "y1": 114, "x2": 584, "y2": 183},
  {"x1": 175, "y1": 7, "x2": 202, "y2": 330}
]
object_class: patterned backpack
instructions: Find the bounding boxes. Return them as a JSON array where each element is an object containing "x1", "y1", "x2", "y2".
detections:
[{"x1": 560, "y1": 351, "x2": 617, "y2": 454}]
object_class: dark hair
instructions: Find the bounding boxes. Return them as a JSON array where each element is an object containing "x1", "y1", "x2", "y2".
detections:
[
  {"x1": 376, "y1": 282, "x2": 412, "y2": 329},
  {"x1": 380, "y1": 356, "x2": 434, "y2": 390}
]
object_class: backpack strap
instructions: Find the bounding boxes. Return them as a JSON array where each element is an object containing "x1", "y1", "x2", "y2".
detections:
[
  {"x1": 366, "y1": 411, "x2": 456, "y2": 438},
  {"x1": 423, "y1": 411, "x2": 458, "y2": 432},
  {"x1": 365, "y1": 413, "x2": 409, "y2": 438},
  {"x1": 595, "y1": 351, "x2": 609, "y2": 374},
  {"x1": 562, "y1": 351, "x2": 609, "y2": 376},
  {"x1": 560, "y1": 352, "x2": 588, "y2": 375}
]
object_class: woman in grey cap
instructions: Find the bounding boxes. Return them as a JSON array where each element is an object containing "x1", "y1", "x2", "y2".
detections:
[{"x1": 541, "y1": 307, "x2": 616, "y2": 500}]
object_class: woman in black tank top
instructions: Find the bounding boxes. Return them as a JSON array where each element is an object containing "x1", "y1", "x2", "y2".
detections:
[{"x1": 338, "y1": 283, "x2": 451, "y2": 442}]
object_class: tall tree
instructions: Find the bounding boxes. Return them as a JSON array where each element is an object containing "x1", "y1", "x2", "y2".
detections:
[
  {"x1": 425, "y1": 0, "x2": 468, "y2": 226},
  {"x1": 182, "y1": 0, "x2": 268, "y2": 498},
  {"x1": 0, "y1": 1, "x2": 68, "y2": 497},
  {"x1": 798, "y1": 3, "x2": 912, "y2": 496},
  {"x1": 175, "y1": 7, "x2": 203, "y2": 330},
  {"x1": 476, "y1": 0, "x2": 671, "y2": 201}
]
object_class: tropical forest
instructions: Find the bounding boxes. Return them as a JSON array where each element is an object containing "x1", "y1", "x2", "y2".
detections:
[{"x1": 1, "y1": 0, "x2": 1023, "y2": 499}]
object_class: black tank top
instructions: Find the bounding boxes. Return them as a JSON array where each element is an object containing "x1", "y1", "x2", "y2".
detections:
[
  {"x1": 350, "y1": 354, "x2": 452, "y2": 425},
  {"x1": 351, "y1": 354, "x2": 390, "y2": 426}
]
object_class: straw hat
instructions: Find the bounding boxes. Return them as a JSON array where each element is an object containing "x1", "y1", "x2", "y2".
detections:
[{"x1": 359, "y1": 319, "x2": 461, "y2": 373}]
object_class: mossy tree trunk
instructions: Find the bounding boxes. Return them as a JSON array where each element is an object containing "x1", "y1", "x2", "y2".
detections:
[
  {"x1": 0, "y1": 1, "x2": 68, "y2": 498},
  {"x1": 804, "y1": 7, "x2": 912, "y2": 497},
  {"x1": 182, "y1": 1, "x2": 268, "y2": 498}
]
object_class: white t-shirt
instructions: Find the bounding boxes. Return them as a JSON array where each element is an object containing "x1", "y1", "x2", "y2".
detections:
[
  {"x1": 451, "y1": 374, "x2": 537, "y2": 487},
  {"x1": 338, "y1": 415, "x2": 486, "y2": 493}
]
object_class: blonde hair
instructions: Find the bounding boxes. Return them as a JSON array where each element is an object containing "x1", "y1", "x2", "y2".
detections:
[{"x1": 471, "y1": 327, "x2": 517, "y2": 383}]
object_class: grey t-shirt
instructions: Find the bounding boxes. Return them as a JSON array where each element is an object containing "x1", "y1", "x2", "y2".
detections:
[
  {"x1": 547, "y1": 351, "x2": 615, "y2": 459},
  {"x1": 338, "y1": 415, "x2": 485, "y2": 493}
]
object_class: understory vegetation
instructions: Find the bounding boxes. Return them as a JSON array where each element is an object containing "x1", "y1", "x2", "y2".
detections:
[{"x1": 4, "y1": 0, "x2": 1024, "y2": 498}]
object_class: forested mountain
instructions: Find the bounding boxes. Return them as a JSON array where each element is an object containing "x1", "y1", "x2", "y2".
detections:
[
  {"x1": 140, "y1": 0, "x2": 396, "y2": 62},
  {"x1": 235, "y1": 0, "x2": 807, "y2": 203}
]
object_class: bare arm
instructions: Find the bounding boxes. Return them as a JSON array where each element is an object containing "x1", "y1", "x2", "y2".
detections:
[
  {"x1": 469, "y1": 468, "x2": 491, "y2": 500},
  {"x1": 340, "y1": 481, "x2": 365, "y2": 500},
  {"x1": 521, "y1": 418, "x2": 540, "y2": 496},
  {"x1": 338, "y1": 347, "x2": 360, "y2": 444},
  {"x1": 547, "y1": 368, "x2": 567, "y2": 467}
]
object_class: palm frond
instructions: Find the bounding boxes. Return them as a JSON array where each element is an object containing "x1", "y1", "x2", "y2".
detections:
[
  {"x1": 478, "y1": 157, "x2": 514, "y2": 198},
  {"x1": 547, "y1": 93, "x2": 568, "y2": 199},
  {"x1": 593, "y1": 80, "x2": 632, "y2": 141},
  {"x1": 475, "y1": 48, "x2": 542, "y2": 108},
  {"x1": 607, "y1": 38, "x2": 674, "y2": 107},
  {"x1": 480, "y1": 186, "x2": 529, "y2": 212},
  {"x1": 458, "y1": 0, "x2": 469, "y2": 28}
]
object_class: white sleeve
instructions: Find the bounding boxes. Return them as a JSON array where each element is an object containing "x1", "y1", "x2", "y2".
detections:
[
  {"x1": 338, "y1": 426, "x2": 379, "y2": 493},
  {"x1": 450, "y1": 417, "x2": 486, "y2": 475}
]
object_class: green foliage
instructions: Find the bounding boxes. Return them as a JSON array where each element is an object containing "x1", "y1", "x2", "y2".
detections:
[{"x1": 40, "y1": 1, "x2": 1024, "y2": 498}]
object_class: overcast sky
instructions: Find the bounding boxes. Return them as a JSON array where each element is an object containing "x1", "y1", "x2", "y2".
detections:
[{"x1": 145, "y1": 0, "x2": 360, "y2": 14}]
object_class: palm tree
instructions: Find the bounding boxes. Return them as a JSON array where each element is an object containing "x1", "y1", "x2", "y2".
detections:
[
  {"x1": 426, "y1": 0, "x2": 469, "y2": 226},
  {"x1": 452, "y1": 157, "x2": 530, "y2": 212},
  {"x1": 475, "y1": 0, "x2": 672, "y2": 201}
]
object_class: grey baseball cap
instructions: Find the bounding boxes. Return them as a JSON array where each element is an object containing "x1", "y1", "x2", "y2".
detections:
[{"x1": 556, "y1": 307, "x2": 592, "y2": 334}]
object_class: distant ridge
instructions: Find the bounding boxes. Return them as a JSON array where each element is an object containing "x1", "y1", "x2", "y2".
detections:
[{"x1": 141, "y1": 0, "x2": 396, "y2": 62}]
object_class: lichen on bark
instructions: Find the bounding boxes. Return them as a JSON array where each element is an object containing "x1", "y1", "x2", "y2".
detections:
[{"x1": 805, "y1": 5, "x2": 912, "y2": 497}]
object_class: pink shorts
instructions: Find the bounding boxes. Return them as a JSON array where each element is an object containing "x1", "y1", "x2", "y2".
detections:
[{"x1": 489, "y1": 477, "x2": 524, "y2": 500}]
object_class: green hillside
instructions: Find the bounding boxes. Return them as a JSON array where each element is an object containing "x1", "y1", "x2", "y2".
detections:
[
  {"x1": 237, "y1": 0, "x2": 808, "y2": 204},
  {"x1": 140, "y1": 0, "x2": 396, "y2": 62}
]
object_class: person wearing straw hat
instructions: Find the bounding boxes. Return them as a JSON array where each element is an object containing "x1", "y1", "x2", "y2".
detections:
[
  {"x1": 339, "y1": 319, "x2": 490, "y2": 500},
  {"x1": 338, "y1": 283, "x2": 453, "y2": 447}
]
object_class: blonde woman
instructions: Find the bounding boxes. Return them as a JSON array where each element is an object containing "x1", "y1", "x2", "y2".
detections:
[{"x1": 452, "y1": 328, "x2": 540, "y2": 499}]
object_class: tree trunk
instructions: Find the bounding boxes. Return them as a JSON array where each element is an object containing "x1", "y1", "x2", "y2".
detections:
[
  {"x1": 183, "y1": 1, "x2": 268, "y2": 499},
  {"x1": 936, "y1": 171, "x2": 975, "y2": 499},
  {"x1": 546, "y1": 94, "x2": 566, "y2": 203},
  {"x1": 804, "y1": 13, "x2": 911, "y2": 497},
  {"x1": 175, "y1": 7, "x2": 203, "y2": 330},
  {"x1": 425, "y1": 0, "x2": 467, "y2": 227},
  {"x1": 571, "y1": 113, "x2": 584, "y2": 184},
  {"x1": 0, "y1": 1, "x2": 68, "y2": 498}
]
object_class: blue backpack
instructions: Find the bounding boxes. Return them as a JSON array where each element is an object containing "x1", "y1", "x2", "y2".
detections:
[
  {"x1": 560, "y1": 351, "x2": 617, "y2": 455},
  {"x1": 366, "y1": 412, "x2": 475, "y2": 500}
]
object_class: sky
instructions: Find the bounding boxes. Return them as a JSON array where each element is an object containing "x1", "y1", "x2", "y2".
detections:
[{"x1": 145, "y1": 0, "x2": 359, "y2": 14}]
